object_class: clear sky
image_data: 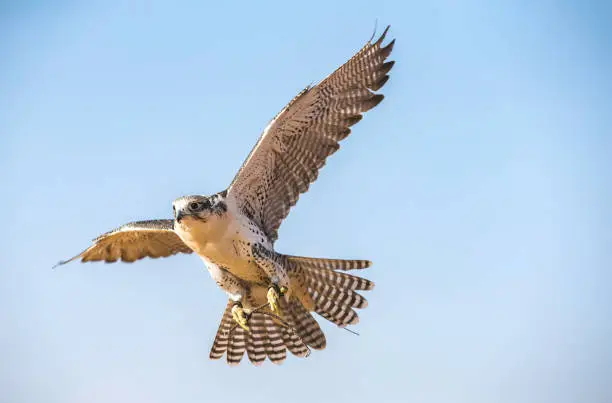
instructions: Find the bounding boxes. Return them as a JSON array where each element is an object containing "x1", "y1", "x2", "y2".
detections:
[{"x1": 1, "y1": 1, "x2": 611, "y2": 403}]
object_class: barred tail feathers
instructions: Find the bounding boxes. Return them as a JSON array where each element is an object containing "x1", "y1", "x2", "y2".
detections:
[
  {"x1": 285, "y1": 255, "x2": 372, "y2": 271},
  {"x1": 286, "y1": 255, "x2": 373, "y2": 328},
  {"x1": 209, "y1": 299, "x2": 324, "y2": 365},
  {"x1": 284, "y1": 298, "x2": 326, "y2": 350},
  {"x1": 209, "y1": 255, "x2": 373, "y2": 365},
  {"x1": 209, "y1": 300, "x2": 234, "y2": 360}
]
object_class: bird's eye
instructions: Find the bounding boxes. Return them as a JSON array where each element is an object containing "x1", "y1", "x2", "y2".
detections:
[{"x1": 189, "y1": 202, "x2": 201, "y2": 211}]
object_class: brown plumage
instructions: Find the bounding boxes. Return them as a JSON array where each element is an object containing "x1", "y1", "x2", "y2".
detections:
[
  {"x1": 228, "y1": 26, "x2": 395, "y2": 242},
  {"x1": 54, "y1": 220, "x2": 192, "y2": 267},
  {"x1": 209, "y1": 298, "x2": 322, "y2": 366},
  {"x1": 209, "y1": 256, "x2": 371, "y2": 364}
]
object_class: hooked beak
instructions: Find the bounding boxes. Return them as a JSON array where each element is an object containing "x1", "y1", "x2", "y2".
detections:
[{"x1": 175, "y1": 210, "x2": 185, "y2": 223}]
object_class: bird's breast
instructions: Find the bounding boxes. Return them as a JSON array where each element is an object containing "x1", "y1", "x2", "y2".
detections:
[{"x1": 176, "y1": 210, "x2": 271, "y2": 284}]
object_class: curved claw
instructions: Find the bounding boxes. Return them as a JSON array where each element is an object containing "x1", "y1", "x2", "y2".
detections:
[
  {"x1": 267, "y1": 286, "x2": 282, "y2": 316},
  {"x1": 231, "y1": 304, "x2": 250, "y2": 332}
]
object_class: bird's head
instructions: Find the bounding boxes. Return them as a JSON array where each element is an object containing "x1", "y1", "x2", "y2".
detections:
[
  {"x1": 173, "y1": 195, "x2": 214, "y2": 225},
  {"x1": 172, "y1": 192, "x2": 228, "y2": 234}
]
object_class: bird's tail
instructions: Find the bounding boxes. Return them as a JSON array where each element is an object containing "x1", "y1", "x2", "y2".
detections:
[
  {"x1": 209, "y1": 298, "x2": 326, "y2": 366},
  {"x1": 286, "y1": 255, "x2": 373, "y2": 328},
  {"x1": 208, "y1": 255, "x2": 373, "y2": 365}
]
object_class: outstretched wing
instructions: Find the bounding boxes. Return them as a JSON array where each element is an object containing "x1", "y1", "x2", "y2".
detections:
[
  {"x1": 227, "y1": 26, "x2": 395, "y2": 242},
  {"x1": 54, "y1": 219, "x2": 192, "y2": 267}
]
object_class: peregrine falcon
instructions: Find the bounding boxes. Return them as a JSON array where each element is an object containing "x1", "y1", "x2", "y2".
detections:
[{"x1": 57, "y1": 26, "x2": 395, "y2": 365}]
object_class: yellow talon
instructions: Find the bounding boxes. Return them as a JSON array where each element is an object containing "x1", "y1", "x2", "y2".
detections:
[
  {"x1": 231, "y1": 304, "x2": 250, "y2": 332},
  {"x1": 267, "y1": 286, "x2": 282, "y2": 316}
]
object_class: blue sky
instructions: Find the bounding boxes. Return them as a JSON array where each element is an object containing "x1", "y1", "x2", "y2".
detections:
[{"x1": 1, "y1": 1, "x2": 611, "y2": 402}]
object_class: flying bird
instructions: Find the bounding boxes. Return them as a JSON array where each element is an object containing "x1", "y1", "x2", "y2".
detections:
[{"x1": 57, "y1": 26, "x2": 395, "y2": 365}]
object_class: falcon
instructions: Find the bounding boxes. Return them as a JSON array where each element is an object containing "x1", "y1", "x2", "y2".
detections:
[{"x1": 57, "y1": 26, "x2": 395, "y2": 365}]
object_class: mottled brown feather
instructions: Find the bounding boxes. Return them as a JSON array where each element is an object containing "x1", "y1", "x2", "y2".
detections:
[
  {"x1": 228, "y1": 26, "x2": 395, "y2": 242},
  {"x1": 55, "y1": 219, "x2": 192, "y2": 267}
]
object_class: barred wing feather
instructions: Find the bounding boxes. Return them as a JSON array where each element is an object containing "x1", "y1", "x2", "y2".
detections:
[{"x1": 228, "y1": 27, "x2": 395, "y2": 242}]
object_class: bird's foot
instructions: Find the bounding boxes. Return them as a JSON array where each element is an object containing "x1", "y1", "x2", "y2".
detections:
[
  {"x1": 267, "y1": 284, "x2": 287, "y2": 316},
  {"x1": 231, "y1": 302, "x2": 250, "y2": 332}
]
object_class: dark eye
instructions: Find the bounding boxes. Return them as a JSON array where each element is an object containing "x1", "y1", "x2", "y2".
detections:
[{"x1": 189, "y1": 202, "x2": 202, "y2": 211}]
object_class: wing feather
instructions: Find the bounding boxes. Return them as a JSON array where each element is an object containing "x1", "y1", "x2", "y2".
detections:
[
  {"x1": 228, "y1": 26, "x2": 395, "y2": 242},
  {"x1": 54, "y1": 219, "x2": 191, "y2": 267}
]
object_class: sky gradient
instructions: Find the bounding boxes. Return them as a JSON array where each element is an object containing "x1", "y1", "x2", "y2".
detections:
[{"x1": 1, "y1": 1, "x2": 611, "y2": 403}]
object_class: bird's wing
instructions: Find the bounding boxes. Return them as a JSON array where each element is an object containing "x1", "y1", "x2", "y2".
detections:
[
  {"x1": 227, "y1": 26, "x2": 395, "y2": 242},
  {"x1": 54, "y1": 219, "x2": 192, "y2": 267}
]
